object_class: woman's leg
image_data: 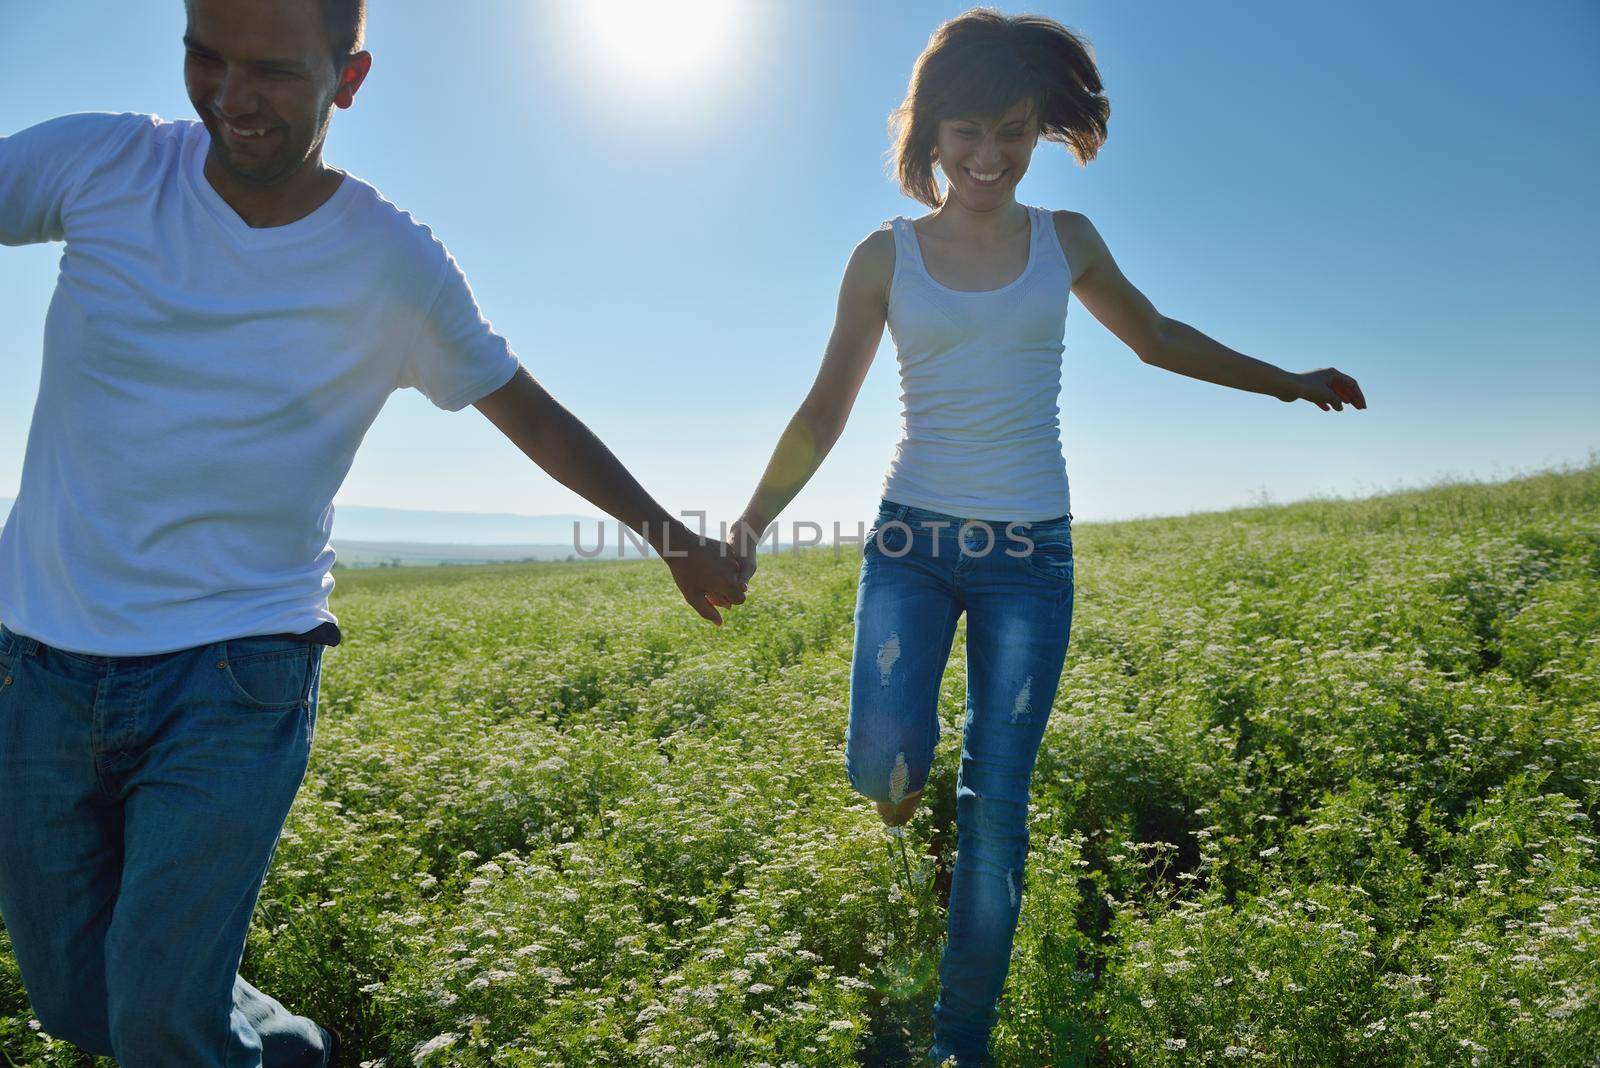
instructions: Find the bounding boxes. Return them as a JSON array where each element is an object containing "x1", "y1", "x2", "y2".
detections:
[
  {"x1": 930, "y1": 522, "x2": 1075, "y2": 1065},
  {"x1": 845, "y1": 515, "x2": 963, "y2": 825}
]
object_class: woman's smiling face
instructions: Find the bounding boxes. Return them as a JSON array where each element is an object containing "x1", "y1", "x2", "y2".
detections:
[{"x1": 933, "y1": 98, "x2": 1040, "y2": 212}]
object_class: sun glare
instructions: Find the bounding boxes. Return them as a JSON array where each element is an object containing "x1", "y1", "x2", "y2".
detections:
[{"x1": 585, "y1": 0, "x2": 739, "y2": 84}]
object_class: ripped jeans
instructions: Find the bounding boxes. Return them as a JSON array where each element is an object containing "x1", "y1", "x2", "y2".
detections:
[{"x1": 844, "y1": 499, "x2": 1074, "y2": 1067}]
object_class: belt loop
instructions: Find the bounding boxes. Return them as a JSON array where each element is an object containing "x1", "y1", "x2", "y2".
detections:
[
  {"x1": 894, "y1": 504, "x2": 910, "y2": 524},
  {"x1": 17, "y1": 634, "x2": 40, "y2": 657}
]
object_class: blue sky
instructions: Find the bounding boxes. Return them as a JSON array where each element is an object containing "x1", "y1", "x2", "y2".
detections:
[{"x1": 1, "y1": 0, "x2": 1596, "y2": 533}]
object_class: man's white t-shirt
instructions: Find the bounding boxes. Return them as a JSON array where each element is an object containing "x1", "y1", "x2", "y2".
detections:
[{"x1": 0, "y1": 113, "x2": 522, "y2": 655}]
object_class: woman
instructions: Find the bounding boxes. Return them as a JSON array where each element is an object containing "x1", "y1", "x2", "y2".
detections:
[{"x1": 730, "y1": 9, "x2": 1366, "y2": 1065}]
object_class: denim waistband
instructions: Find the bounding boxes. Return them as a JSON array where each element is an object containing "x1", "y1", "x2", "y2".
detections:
[
  {"x1": 0, "y1": 623, "x2": 200, "y2": 672},
  {"x1": 875, "y1": 498, "x2": 1072, "y2": 531},
  {"x1": 0, "y1": 624, "x2": 38, "y2": 659},
  {"x1": 0, "y1": 623, "x2": 324, "y2": 671}
]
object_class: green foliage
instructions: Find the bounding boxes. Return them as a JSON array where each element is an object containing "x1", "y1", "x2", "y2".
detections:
[{"x1": 3, "y1": 461, "x2": 1598, "y2": 1066}]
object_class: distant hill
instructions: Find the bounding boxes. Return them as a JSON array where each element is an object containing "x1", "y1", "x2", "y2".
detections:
[
  {"x1": 329, "y1": 506, "x2": 667, "y2": 565},
  {"x1": 0, "y1": 498, "x2": 656, "y2": 566},
  {"x1": 0, "y1": 498, "x2": 619, "y2": 549},
  {"x1": 330, "y1": 505, "x2": 609, "y2": 546},
  {"x1": 333, "y1": 539, "x2": 650, "y2": 568}
]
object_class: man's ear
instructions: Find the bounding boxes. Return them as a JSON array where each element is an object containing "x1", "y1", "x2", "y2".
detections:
[{"x1": 334, "y1": 51, "x2": 372, "y2": 110}]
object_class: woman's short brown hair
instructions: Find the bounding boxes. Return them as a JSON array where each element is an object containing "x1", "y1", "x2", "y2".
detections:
[{"x1": 889, "y1": 8, "x2": 1110, "y2": 208}]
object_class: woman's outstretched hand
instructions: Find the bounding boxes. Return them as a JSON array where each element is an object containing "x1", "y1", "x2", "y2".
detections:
[{"x1": 1285, "y1": 368, "x2": 1367, "y2": 411}]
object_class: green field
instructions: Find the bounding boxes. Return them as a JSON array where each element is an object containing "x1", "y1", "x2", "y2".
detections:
[{"x1": 4, "y1": 464, "x2": 1598, "y2": 1066}]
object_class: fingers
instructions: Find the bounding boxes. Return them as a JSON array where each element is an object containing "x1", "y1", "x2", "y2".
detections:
[
  {"x1": 1324, "y1": 369, "x2": 1366, "y2": 411},
  {"x1": 1333, "y1": 376, "x2": 1367, "y2": 409},
  {"x1": 699, "y1": 556, "x2": 745, "y2": 620},
  {"x1": 720, "y1": 544, "x2": 754, "y2": 598},
  {"x1": 671, "y1": 535, "x2": 756, "y2": 625},
  {"x1": 689, "y1": 593, "x2": 723, "y2": 627},
  {"x1": 722, "y1": 563, "x2": 747, "y2": 606},
  {"x1": 1299, "y1": 368, "x2": 1366, "y2": 413}
]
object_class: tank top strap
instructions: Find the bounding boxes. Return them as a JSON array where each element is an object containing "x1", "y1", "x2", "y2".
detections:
[
  {"x1": 889, "y1": 217, "x2": 928, "y2": 282},
  {"x1": 1029, "y1": 205, "x2": 1072, "y2": 277}
]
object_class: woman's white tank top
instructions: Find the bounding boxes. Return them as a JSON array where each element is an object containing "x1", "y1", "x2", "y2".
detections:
[{"x1": 880, "y1": 204, "x2": 1073, "y2": 522}]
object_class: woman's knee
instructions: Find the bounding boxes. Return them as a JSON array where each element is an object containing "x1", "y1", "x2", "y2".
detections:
[{"x1": 846, "y1": 745, "x2": 926, "y2": 805}]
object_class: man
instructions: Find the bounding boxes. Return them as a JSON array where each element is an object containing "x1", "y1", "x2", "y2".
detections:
[{"x1": 0, "y1": 0, "x2": 744, "y2": 1063}]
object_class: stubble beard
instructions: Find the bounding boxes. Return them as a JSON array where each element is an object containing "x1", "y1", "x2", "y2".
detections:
[{"x1": 208, "y1": 100, "x2": 335, "y2": 188}]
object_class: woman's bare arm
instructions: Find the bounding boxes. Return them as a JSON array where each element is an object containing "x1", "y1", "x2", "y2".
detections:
[
  {"x1": 731, "y1": 229, "x2": 894, "y2": 566},
  {"x1": 1055, "y1": 211, "x2": 1366, "y2": 411}
]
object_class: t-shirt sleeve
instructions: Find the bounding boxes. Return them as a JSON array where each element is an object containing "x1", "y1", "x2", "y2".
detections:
[
  {"x1": 0, "y1": 112, "x2": 148, "y2": 246},
  {"x1": 398, "y1": 246, "x2": 522, "y2": 412}
]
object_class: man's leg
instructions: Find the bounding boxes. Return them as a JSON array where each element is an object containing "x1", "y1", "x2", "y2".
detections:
[
  {"x1": 0, "y1": 629, "x2": 120, "y2": 1056},
  {"x1": 103, "y1": 637, "x2": 329, "y2": 1068}
]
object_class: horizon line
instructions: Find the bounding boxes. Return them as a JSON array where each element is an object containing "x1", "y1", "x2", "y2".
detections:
[{"x1": 1, "y1": 450, "x2": 1595, "y2": 530}]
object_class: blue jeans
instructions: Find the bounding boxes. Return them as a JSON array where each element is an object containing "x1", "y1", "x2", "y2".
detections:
[
  {"x1": 845, "y1": 500, "x2": 1075, "y2": 1068},
  {"x1": 0, "y1": 624, "x2": 331, "y2": 1067}
]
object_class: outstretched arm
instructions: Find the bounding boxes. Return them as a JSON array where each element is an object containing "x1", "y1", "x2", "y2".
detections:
[
  {"x1": 1, "y1": 114, "x2": 146, "y2": 247},
  {"x1": 730, "y1": 229, "x2": 894, "y2": 577},
  {"x1": 1055, "y1": 211, "x2": 1367, "y2": 412},
  {"x1": 474, "y1": 366, "x2": 745, "y2": 625}
]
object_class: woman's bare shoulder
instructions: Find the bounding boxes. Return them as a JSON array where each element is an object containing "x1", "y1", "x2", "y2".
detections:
[
  {"x1": 1049, "y1": 208, "x2": 1094, "y2": 239},
  {"x1": 1050, "y1": 209, "x2": 1104, "y2": 284},
  {"x1": 848, "y1": 226, "x2": 898, "y2": 287}
]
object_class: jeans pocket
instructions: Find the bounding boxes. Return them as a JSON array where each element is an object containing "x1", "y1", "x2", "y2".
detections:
[
  {"x1": 863, "y1": 503, "x2": 906, "y2": 559},
  {"x1": 866, "y1": 519, "x2": 914, "y2": 559},
  {"x1": 1021, "y1": 536, "x2": 1074, "y2": 585},
  {"x1": 218, "y1": 638, "x2": 313, "y2": 711}
]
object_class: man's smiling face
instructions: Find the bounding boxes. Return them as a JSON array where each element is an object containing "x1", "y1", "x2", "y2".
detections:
[{"x1": 183, "y1": 0, "x2": 354, "y2": 186}]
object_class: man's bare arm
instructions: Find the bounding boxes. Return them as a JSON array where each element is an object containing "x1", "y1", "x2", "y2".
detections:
[{"x1": 474, "y1": 366, "x2": 746, "y2": 624}]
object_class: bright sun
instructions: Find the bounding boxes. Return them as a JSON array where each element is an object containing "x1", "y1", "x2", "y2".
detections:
[{"x1": 585, "y1": 0, "x2": 739, "y2": 83}]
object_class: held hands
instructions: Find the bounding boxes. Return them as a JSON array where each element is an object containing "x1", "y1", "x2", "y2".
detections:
[
  {"x1": 1284, "y1": 368, "x2": 1367, "y2": 411},
  {"x1": 727, "y1": 516, "x2": 764, "y2": 588},
  {"x1": 662, "y1": 522, "x2": 747, "y2": 626}
]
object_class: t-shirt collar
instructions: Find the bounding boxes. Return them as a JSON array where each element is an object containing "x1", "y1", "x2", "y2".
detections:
[{"x1": 182, "y1": 120, "x2": 358, "y2": 246}]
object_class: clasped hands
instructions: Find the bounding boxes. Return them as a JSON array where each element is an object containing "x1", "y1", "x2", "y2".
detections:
[{"x1": 661, "y1": 515, "x2": 767, "y2": 626}]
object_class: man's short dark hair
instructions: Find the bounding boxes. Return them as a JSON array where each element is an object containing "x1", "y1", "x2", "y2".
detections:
[{"x1": 321, "y1": 0, "x2": 366, "y2": 63}]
